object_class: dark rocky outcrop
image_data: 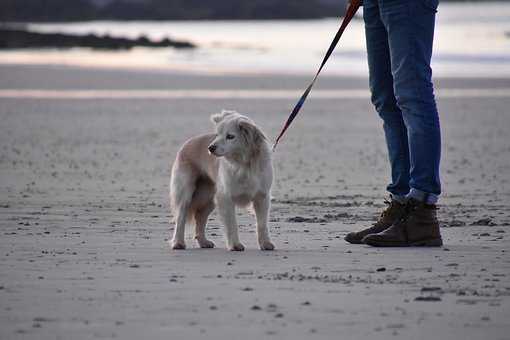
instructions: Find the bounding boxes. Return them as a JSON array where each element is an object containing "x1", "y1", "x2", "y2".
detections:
[{"x1": 0, "y1": 28, "x2": 195, "y2": 50}]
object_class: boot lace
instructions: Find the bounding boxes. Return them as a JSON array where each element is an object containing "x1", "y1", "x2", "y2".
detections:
[
  {"x1": 393, "y1": 199, "x2": 422, "y2": 242},
  {"x1": 397, "y1": 200, "x2": 418, "y2": 223},
  {"x1": 379, "y1": 199, "x2": 393, "y2": 218},
  {"x1": 370, "y1": 199, "x2": 399, "y2": 229}
]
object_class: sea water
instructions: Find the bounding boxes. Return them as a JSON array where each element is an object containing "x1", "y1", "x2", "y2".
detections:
[{"x1": 4, "y1": 1, "x2": 510, "y2": 78}]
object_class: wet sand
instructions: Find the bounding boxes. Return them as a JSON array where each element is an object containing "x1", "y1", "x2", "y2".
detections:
[{"x1": 0, "y1": 64, "x2": 509, "y2": 339}]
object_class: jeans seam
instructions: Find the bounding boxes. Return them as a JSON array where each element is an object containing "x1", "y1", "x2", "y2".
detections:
[
  {"x1": 409, "y1": 2, "x2": 420, "y2": 104},
  {"x1": 397, "y1": 121, "x2": 409, "y2": 194},
  {"x1": 404, "y1": 0, "x2": 420, "y2": 193}
]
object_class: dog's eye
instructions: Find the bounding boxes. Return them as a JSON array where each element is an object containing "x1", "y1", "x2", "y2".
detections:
[{"x1": 226, "y1": 134, "x2": 235, "y2": 140}]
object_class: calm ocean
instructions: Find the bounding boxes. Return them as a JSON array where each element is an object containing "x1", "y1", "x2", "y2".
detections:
[{"x1": 3, "y1": 1, "x2": 510, "y2": 78}]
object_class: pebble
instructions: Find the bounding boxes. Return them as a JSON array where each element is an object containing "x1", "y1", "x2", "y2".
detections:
[{"x1": 415, "y1": 296, "x2": 441, "y2": 302}]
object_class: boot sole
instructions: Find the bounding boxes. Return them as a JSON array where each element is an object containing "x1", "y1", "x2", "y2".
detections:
[
  {"x1": 344, "y1": 236, "x2": 364, "y2": 244},
  {"x1": 364, "y1": 237, "x2": 443, "y2": 247}
]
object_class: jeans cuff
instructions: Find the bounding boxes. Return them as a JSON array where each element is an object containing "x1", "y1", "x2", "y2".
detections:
[{"x1": 407, "y1": 188, "x2": 438, "y2": 205}]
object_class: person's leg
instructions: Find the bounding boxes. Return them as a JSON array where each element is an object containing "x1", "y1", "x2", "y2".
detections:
[
  {"x1": 362, "y1": 0, "x2": 442, "y2": 247},
  {"x1": 344, "y1": 0, "x2": 409, "y2": 244},
  {"x1": 364, "y1": 0, "x2": 411, "y2": 200},
  {"x1": 382, "y1": 0, "x2": 441, "y2": 204}
]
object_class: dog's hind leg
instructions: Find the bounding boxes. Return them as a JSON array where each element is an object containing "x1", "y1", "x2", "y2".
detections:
[
  {"x1": 190, "y1": 177, "x2": 216, "y2": 248},
  {"x1": 194, "y1": 202, "x2": 215, "y2": 248},
  {"x1": 169, "y1": 169, "x2": 194, "y2": 250},
  {"x1": 170, "y1": 202, "x2": 190, "y2": 250}
]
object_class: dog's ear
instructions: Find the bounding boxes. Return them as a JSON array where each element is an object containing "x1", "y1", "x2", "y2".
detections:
[
  {"x1": 238, "y1": 119, "x2": 267, "y2": 149},
  {"x1": 210, "y1": 110, "x2": 238, "y2": 124}
]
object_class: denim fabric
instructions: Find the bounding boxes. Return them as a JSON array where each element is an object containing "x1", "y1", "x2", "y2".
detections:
[{"x1": 363, "y1": 0, "x2": 441, "y2": 204}]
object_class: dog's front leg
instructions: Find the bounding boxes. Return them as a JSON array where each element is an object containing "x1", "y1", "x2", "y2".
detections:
[
  {"x1": 217, "y1": 196, "x2": 244, "y2": 251},
  {"x1": 253, "y1": 194, "x2": 275, "y2": 250}
]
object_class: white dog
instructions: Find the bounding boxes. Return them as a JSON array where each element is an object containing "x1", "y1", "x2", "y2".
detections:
[{"x1": 169, "y1": 110, "x2": 274, "y2": 251}]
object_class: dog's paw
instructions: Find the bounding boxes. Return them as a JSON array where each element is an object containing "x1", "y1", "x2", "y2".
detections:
[
  {"x1": 197, "y1": 238, "x2": 215, "y2": 249},
  {"x1": 229, "y1": 243, "x2": 245, "y2": 251},
  {"x1": 259, "y1": 240, "x2": 275, "y2": 251},
  {"x1": 170, "y1": 239, "x2": 186, "y2": 250}
]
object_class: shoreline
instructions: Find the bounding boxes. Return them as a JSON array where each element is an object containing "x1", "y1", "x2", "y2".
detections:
[{"x1": 1, "y1": 53, "x2": 510, "y2": 79}]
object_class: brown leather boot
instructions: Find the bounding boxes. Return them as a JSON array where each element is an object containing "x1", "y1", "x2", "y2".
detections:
[
  {"x1": 344, "y1": 199, "x2": 406, "y2": 244},
  {"x1": 362, "y1": 199, "x2": 443, "y2": 247}
]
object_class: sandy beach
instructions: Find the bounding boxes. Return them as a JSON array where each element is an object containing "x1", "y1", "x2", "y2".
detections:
[{"x1": 0, "y1": 64, "x2": 509, "y2": 340}]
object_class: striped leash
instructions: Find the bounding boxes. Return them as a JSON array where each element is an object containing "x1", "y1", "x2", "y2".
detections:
[{"x1": 272, "y1": 0, "x2": 362, "y2": 150}]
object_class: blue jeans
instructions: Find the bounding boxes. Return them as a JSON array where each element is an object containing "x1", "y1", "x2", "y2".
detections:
[{"x1": 363, "y1": 0, "x2": 441, "y2": 204}]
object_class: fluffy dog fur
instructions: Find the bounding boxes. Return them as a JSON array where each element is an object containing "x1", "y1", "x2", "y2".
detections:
[{"x1": 169, "y1": 110, "x2": 274, "y2": 251}]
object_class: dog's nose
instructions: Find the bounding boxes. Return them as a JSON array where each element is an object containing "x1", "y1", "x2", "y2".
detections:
[{"x1": 208, "y1": 144, "x2": 217, "y2": 153}]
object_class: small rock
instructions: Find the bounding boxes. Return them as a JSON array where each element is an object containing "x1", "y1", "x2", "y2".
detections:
[
  {"x1": 421, "y1": 287, "x2": 443, "y2": 293},
  {"x1": 471, "y1": 218, "x2": 493, "y2": 226},
  {"x1": 445, "y1": 220, "x2": 466, "y2": 227},
  {"x1": 287, "y1": 216, "x2": 307, "y2": 223},
  {"x1": 415, "y1": 296, "x2": 441, "y2": 302}
]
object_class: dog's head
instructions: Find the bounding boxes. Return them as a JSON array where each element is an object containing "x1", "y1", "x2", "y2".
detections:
[{"x1": 208, "y1": 110, "x2": 267, "y2": 160}]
